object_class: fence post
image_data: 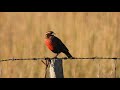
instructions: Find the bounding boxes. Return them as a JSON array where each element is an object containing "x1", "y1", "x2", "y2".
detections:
[{"x1": 48, "y1": 58, "x2": 64, "y2": 78}]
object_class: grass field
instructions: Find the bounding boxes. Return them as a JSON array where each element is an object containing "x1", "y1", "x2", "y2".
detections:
[{"x1": 0, "y1": 12, "x2": 120, "y2": 78}]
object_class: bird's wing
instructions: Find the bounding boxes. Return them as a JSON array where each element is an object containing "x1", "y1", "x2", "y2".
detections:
[{"x1": 52, "y1": 36, "x2": 69, "y2": 52}]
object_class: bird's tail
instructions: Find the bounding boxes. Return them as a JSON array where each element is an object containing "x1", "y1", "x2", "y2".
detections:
[{"x1": 63, "y1": 51, "x2": 73, "y2": 58}]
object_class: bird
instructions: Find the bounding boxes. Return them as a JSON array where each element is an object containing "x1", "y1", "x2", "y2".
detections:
[{"x1": 45, "y1": 31, "x2": 73, "y2": 58}]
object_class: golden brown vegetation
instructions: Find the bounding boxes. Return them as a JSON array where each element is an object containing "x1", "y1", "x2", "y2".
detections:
[{"x1": 0, "y1": 12, "x2": 120, "y2": 78}]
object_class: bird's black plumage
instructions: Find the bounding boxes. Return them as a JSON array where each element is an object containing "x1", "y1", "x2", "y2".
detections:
[{"x1": 45, "y1": 31, "x2": 73, "y2": 58}]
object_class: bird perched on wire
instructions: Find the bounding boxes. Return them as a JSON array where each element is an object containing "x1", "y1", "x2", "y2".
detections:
[{"x1": 45, "y1": 31, "x2": 74, "y2": 58}]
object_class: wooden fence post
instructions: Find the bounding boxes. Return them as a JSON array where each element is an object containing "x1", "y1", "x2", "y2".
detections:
[{"x1": 48, "y1": 58, "x2": 64, "y2": 78}]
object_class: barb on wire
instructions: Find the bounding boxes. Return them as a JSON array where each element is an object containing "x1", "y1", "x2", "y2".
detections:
[{"x1": 0, "y1": 57, "x2": 120, "y2": 62}]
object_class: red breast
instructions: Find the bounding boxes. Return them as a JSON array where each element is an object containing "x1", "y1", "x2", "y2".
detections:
[{"x1": 45, "y1": 39, "x2": 54, "y2": 51}]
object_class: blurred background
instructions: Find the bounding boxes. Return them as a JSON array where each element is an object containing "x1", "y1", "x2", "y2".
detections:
[{"x1": 0, "y1": 12, "x2": 120, "y2": 78}]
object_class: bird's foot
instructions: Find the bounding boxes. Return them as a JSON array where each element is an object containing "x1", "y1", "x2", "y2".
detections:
[{"x1": 53, "y1": 56, "x2": 58, "y2": 59}]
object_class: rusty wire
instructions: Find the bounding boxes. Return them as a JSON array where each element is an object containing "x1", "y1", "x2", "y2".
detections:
[{"x1": 0, "y1": 57, "x2": 120, "y2": 62}]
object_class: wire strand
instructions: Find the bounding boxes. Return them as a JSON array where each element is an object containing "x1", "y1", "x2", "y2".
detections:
[{"x1": 0, "y1": 57, "x2": 120, "y2": 62}]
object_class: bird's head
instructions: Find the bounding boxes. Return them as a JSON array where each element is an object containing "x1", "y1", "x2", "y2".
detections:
[{"x1": 45, "y1": 31, "x2": 55, "y2": 38}]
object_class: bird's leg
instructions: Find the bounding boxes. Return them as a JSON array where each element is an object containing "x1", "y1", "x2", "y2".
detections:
[{"x1": 53, "y1": 53, "x2": 59, "y2": 58}]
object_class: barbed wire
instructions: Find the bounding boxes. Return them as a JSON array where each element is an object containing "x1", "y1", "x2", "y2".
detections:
[
  {"x1": 0, "y1": 57, "x2": 119, "y2": 78},
  {"x1": 0, "y1": 57, "x2": 120, "y2": 62}
]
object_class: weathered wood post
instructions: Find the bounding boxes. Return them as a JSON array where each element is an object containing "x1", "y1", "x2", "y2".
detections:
[{"x1": 47, "y1": 58, "x2": 64, "y2": 78}]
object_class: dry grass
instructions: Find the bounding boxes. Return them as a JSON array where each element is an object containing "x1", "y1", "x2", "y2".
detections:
[{"x1": 0, "y1": 12, "x2": 120, "y2": 78}]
